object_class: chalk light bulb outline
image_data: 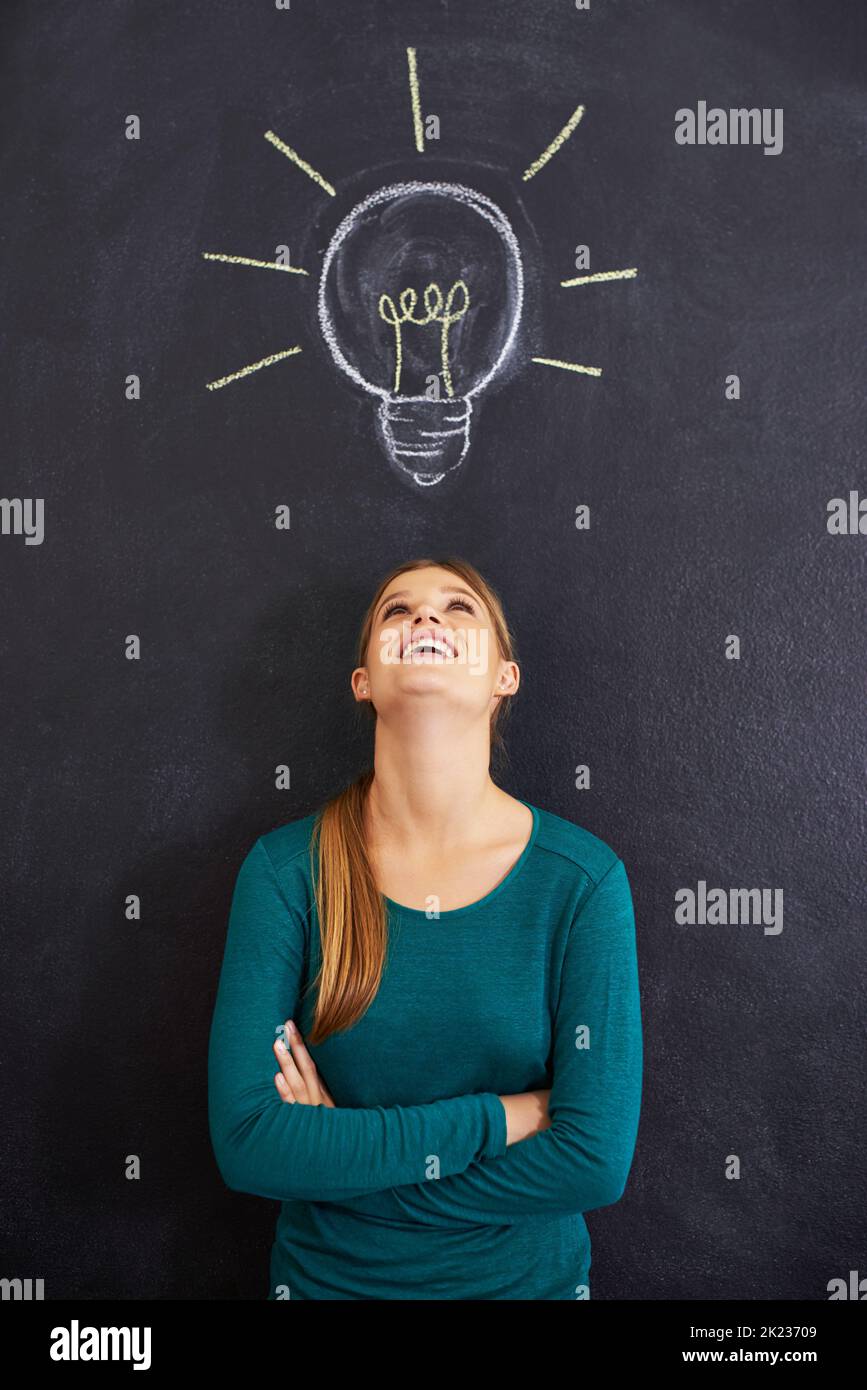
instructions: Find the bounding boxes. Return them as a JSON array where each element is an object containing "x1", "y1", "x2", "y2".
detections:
[{"x1": 318, "y1": 180, "x2": 525, "y2": 488}]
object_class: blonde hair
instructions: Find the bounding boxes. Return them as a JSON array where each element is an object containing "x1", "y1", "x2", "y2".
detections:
[{"x1": 305, "y1": 557, "x2": 517, "y2": 1044}]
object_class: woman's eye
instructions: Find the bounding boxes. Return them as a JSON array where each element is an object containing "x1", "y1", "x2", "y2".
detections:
[{"x1": 381, "y1": 598, "x2": 476, "y2": 620}]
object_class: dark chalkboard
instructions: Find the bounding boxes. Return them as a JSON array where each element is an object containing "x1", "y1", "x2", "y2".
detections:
[{"x1": 1, "y1": 0, "x2": 865, "y2": 1303}]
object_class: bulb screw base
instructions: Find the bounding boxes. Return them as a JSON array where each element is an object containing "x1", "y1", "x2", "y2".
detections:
[{"x1": 377, "y1": 396, "x2": 472, "y2": 489}]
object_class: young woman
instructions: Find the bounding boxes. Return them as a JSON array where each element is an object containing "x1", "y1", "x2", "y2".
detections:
[{"x1": 207, "y1": 557, "x2": 643, "y2": 1300}]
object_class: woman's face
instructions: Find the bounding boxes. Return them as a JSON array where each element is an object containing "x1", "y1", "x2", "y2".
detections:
[{"x1": 352, "y1": 566, "x2": 519, "y2": 723}]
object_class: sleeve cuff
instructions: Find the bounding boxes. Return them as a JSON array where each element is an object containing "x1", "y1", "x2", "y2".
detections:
[{"x1": 479, "y1": 1091, "x2": 508, "y2": 1158}]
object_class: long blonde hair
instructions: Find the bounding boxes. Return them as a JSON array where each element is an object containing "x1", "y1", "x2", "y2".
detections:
[{"x1": 305, "y1": 557, "x2": 517, "y2": 1044}]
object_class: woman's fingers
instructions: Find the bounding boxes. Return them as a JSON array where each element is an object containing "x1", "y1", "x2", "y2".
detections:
[
  {"x1": 274, "y1": 1069, "x2": 294, "y2": 1102},
  {"x1": 273, "y1": 1026, "x2": 311, "y2": 1102},
  {"x1": 272, "y1": 1020, "x2": 327, "y2": 1105},
  {"x1": 317, "y1": 1078, "x2": 336, "y2": 1108},
  {"x1": 280, "y1": 1020, "x2": 325, "y2": 1103}
]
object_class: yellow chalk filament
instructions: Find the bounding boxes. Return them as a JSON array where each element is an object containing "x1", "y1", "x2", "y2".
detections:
[
  {"x1": 206, "y1": 346, "x2": 303, "y2": 391},
  {"x1": 264, "y1": 129, "x2": 336, "y2": 196},
  {"x1": 561, "y1": 267, "x2": 638, "y2": 287},
  {"x1": 407, "y1": 47, "x2": 424, "y2": 153},
  {"x1": 440, "y1": 281, "x2": 468, "y2": 398},
  {"x1": 378, "y1": 280, "x2": 470, "y2": 395},
  {"x1": 531, "y1": 356, "x2": 602, "y2": 377},
  {"x1": 522, "y1": 103, "x2": 585, "y2": 181},
  {"x1": 202, "y1": 252, "x2": 309, "y2": 276}
]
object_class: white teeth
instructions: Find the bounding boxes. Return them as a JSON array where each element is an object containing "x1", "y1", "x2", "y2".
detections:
[{"x1": 406, "y1": 636, "x2": 452, "y2": 658}]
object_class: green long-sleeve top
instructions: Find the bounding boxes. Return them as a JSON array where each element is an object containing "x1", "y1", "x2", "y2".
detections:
[{"x1": 207, "y1": 800, "x2": 643, "y2": 1300}]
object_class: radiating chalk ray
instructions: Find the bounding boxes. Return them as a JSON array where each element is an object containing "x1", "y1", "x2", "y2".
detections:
[
  {"x1": 264, "y1": 129, "x2": 336, "y2": 196},
  {"x1": 522, "y1": 103, "x2": 585, "y2": 181},
  {"x1": 407, "y1": 47, "x2": 424, "y2": 153},
  {"x1": 531, "y1": 356, "x2": 602, "y2": 377},
  {"x1": 206, "y1": 347, "x2": 303, "y2": 391},
  {"x1": 202, "y1": 252, "x2": 309, "y2": 276},
  {"x1": 561, "y1": 267, "x2": 638, "y2": 287}
]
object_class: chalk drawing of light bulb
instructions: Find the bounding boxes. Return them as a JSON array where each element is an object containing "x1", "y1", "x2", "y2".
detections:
[{"x1": 318, "y1": 181, "x2": 524, "y2": 489}]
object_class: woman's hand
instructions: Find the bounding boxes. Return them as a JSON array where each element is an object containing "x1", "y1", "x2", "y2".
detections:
[
  {"x1": 273, "y1": 1019, "x2": 336, "y2": 1107},
  {"x1": 500, "y1": 1088, "x2": 551, "y2": 1145}
]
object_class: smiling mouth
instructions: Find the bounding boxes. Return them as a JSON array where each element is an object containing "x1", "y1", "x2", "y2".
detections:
[{"x1": 403, "y1": 635, "x2": 456, "y2": 661}]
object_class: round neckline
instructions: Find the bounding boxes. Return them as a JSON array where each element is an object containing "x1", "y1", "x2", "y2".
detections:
[{"x1": 381, "y1": 800, "x2": 540, "y2": 922}]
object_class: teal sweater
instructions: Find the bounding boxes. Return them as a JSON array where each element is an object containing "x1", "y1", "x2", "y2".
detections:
[{"x1": 207, "y1": 801, "x2": 643, "y2": 1300}]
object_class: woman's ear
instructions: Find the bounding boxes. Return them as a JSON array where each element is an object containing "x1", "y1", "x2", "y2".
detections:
[{"x1": 494, "y1": 662, "x2": 520, "y2": 699}]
